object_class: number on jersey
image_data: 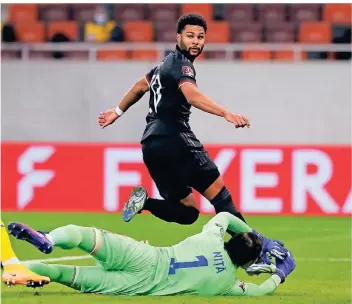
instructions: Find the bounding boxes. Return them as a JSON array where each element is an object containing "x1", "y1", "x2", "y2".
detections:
[
  {"x1": 169, "y1": 255, "x2": 208, "y2": 275},
  {"x1": 150, "y1": 73, "x2": 162, "y2": 113}
]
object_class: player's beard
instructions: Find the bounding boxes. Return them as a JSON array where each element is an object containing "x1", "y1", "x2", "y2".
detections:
[{"x1": 179, "y1": 40, "x2": 204, "y2": 60}]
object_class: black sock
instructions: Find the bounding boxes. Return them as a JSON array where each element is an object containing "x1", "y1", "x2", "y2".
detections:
[
  {"x1": 210, "y1": 186, "x2": 246, "y2": 224},
  {"x1": 143, "y1": 198, "x2": 199, "y2": 225}
]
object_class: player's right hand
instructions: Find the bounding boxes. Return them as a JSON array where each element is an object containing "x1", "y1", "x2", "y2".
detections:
[
  {"x1": 224, "y1": 112, "x2": 250, "y2": 128},
  {"x1": 98, "y1": 109, "x2": 119, "y2": 129},
  {"x1": 274, "y1": 251, "x2": 296, "y2": 283}
]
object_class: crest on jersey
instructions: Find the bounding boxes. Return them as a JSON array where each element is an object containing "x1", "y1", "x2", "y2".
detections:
[
  {"x1": 239, "y1": 281, "x2": 246, "y2": 293},
  {"x1": 215, "y1": 223, "x2": 225, "y2": 239},
  {"x1": 182, "y1": 66, "x2": 194, "y2": 78}
]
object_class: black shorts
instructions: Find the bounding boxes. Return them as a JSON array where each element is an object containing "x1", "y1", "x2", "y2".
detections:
[{"x1": 142, "y1": 134, "x2": 220, "y2": 201}]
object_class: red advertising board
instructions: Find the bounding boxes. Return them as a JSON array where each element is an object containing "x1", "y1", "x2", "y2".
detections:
[{"x1": 1, "y1": 142, "x2": 351, "y2": 216}]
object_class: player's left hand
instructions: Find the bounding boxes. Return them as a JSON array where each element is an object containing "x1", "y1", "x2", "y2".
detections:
[
  {"x1": 98, "y1": 109, "x2": 119, "y2": 128},
  {"x1": 224, "y1": 112, "x2": 250, "y2": 128},
  {"x1": 252, "y1": 230, "x2": 288, "y2": 263},
  {"x1": 265, "y1": 239, "x2": 288, "y2": 261}
]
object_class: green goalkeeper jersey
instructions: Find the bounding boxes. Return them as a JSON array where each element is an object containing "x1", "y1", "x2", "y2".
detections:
[
  {"x1": 75, "y1": 212, "x2": 281, "y2": 296},
  {"x1": 146, "y1": 212, "x2": 276, "y2": 296}
]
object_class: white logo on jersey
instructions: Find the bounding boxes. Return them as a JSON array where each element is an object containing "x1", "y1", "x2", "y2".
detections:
[{"x1": 182, "y1": 65, "x2": 194, "y2": 78}]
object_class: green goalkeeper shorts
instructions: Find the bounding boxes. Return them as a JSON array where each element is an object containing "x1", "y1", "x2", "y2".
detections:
[{"x1": 72, "y1": 229, "x2": 159, "y2": 295}]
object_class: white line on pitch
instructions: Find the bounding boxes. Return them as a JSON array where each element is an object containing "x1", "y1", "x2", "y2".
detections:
[{"x1": 22, "y1": 255, "x2": 91, "y2": 264}]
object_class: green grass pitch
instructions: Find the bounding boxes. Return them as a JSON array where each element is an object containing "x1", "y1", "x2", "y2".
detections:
[{"x1": 1, "y1": 212, "x2": 351, "y2": 304}]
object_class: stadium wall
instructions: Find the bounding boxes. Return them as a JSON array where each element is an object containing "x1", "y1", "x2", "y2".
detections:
[
  {"x1": 2, "y1": 62, "x2": 350, "y2": 215},
  {"x1": 1, "y1": 62, "x2": 351, "y2": 144}
]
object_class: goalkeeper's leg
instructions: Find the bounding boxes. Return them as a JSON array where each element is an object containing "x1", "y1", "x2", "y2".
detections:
[
  {"x1": 9, "y1": 222, "x2": 156, "y2": 273},
  {"x1": 29, "y1": 263, "x2": 145, "y2": 295},
  {"x1": 27, "y1": 264, "x2": 75, "y2": 288},
  {"x1": 8, "y1": 223, "x2": 109, "y2": 264},
  {"x1": 28, "y1": 263, "x2": 108, "y2": 292}
]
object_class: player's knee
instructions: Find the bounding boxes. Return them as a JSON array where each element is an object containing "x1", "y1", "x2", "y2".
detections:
[
  {"x1": 57, "y1": 224, "x2": 83, "y2": 248},
  {"x1": 181, "y1": 207, "x2": 200, "y2": 225},
  {"x1": 193, "y1": 167, "x2": 221, "y2": 195},
  {"x1": 62, "y1": 224, "x2": 82, "y2": 237},
  {"x1": 180, "y1": 193, "x2": 197, "y2": 208},
  {"x1": 63, "y1": 224, "x2": 80, "y2": 230}
]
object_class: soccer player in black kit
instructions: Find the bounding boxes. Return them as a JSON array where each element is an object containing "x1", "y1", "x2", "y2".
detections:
[{"x1": 98, "y1": 14, "x2": 289, "y2": 271}]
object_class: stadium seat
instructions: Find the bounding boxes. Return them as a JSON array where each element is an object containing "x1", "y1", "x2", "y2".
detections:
[
  {"x1": 230, "y1": 23, "x2": 263, "y2": 42},
  {"x1": 115, "y1": 4, "x2": 146, "y2": 22},
  {"x1": 289, "y1": 4, "x2": 321, "y2": 23},
  {"x1": 97, "y1": 50, "x2": 129, "y2": 61},
  {"x1": 301, "y1": 51, "x2": 329, "y2": 60},
  {"x1": 332, "y1": 24, "x2": 351, "y2": 44},
  {"x1": 65, "y1": 51, "x2": 90, "y2": 60},
  {"x1": 38, "y1": 4, "x2": 70, "y2": 21},
  {"x1": 28, "y1": 50, "x2": 51, "y2": 60},
  {"x1": 131, "y1": 50, "x2": 158, "y2": 61},
  {"x1": 241, "y1": 50, "x2": 272, "y2": 61},
  {"x1": 273, "y1": 50, "x2": 295, "y2": 61},
  {"x1": 15, "y1": 22, "x2": 45, "y2": 43},
  {"x1": 257, "y1": 4, "x2": 287, "y2": 23},
  {"x1": 206, "y1": 22, "x2": 230, "y2": 43},
  {"x1": 48, "y1": 21, "x2": 79, "y2": 41},
  {"x1": 155, "y1": 22, "x2": 176, "y2": 42},
  {"x1": 331, "y1": 24, "x2": 351, "y2": 60},
  {"x1": 124, "y1": 21, "x2": 153, "y2": 42},
  {"x1": 300, "y1": 22, "x2": 331, "y2": 61},
  {"x1": 224, "y1": 4, "x2": 254, "y2": 23},
  {"x1": 9, "y1": 4, "x2": 38, "y2": 23},
  {"x1": 181, "y1": 4, "x2": 213, "y2": 21},
  {"x1": 147, "y1": 4, "x2": 179, "y2": 23},
  {"x1": 1, "y1": 50, "x2": 20, "y2": 60},
  {"x1": 299, "y1": 22, "x2": 331, "y2": 43},
  {"x1": 266, "y1": 23, "x2": 295, "y2": 42},
  {"x1": 324, "y1": 4, "x2": 352, "y2": 25},
  {"x1": 205, "y1": 51, "x2": 227, "y2": 60},
  {"x1": 71, "y1": 4, "x2": 97, "y2": 23}
]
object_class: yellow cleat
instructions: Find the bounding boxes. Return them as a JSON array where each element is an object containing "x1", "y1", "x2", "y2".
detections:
[{"x1": 2, "y1": 264, "x2": 50, "y2": 288}]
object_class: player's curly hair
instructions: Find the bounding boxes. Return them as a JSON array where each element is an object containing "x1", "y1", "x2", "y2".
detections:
[
  {"x1": 176, "y1": 13, "x2": 208, "y2": 34},
  {"x1": 224, "y1": 232, "x2": 263, "y2": 267}
]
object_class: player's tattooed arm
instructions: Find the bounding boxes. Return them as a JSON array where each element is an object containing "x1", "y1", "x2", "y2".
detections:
[
  {"x1": 98, "y1": 77, "x2": 149, "y2": 129},
  {"x1": 180, "y1": 84, "x2": 250, "y2": 128}
]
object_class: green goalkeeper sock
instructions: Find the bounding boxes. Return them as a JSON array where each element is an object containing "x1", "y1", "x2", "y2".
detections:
[
  {"x1": 28, "y1": 263, "x2": 76, "y2": 287},
  {"x1": 47, "y1": 225, "x2": 107, "y2": 262}
]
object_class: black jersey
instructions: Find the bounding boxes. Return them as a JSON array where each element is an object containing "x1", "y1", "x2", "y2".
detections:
[{"x1": 141, "y1": 46, "x2": 198, "y2": 142}]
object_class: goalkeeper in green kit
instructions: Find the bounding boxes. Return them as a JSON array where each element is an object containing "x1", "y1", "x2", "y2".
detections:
[{"x1": 7, "y1": 213, "x2": 295, "y2": 296}]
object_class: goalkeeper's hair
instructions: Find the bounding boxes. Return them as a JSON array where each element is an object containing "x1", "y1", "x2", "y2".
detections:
[{"x1": 224, "y1": 232, "x2": 263, "y2": 267}]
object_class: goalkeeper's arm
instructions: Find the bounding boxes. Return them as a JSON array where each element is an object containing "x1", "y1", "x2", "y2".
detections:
[
  {"x1": 202, "y1": 212, "x2": 252, "y2": 236},
  {"x1": 224, "y1": 274, "x2": 282, "y2": 296}
]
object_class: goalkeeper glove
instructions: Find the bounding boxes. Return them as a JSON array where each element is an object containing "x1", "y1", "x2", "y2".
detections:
[{"x1": 274, "y1": 251, "x2": 296, "y2": 283}]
